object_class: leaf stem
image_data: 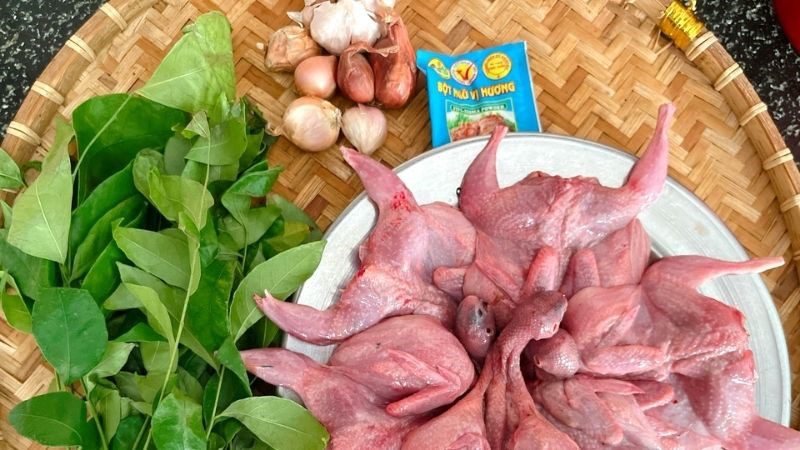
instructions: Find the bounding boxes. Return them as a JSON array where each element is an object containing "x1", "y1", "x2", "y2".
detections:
[
  {"x1": 54, "y1": 371, "x2": 64, "y2": 391},
  {"x1": 144, "y1": 130, "x2": 211, "y2": 448},
  {"x1": 143, "y1": 250, "x2": 198, "y2": 448},
  {"x1": 241, "y1": 238, "x2": 249, "y2": 275},
  {"x1": 131, "y1": 416, "x2": 150, "y2": 450},
  {"x1": 82, "y1": 378, "x2": 109, "y2": 450},
  {"x1": 59, "y1": 263, "x2": 71, "y2": 287},
  {"x1": 205, "y1": 368, "x2": 226, "y2": 440}
]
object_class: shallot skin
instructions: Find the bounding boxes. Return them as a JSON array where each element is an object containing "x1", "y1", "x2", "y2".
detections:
[
  {"x1": 338, "y1": 46, "x2": 376, "y2": 103},
  {"x1": 281, "y1": 97, "x2": 341, "y2": 152},
  {"x1": 294, "y1": 55, "x2": 338, "y2": 99},
  {"x1": 370, "y1": 14, "x2": 417, "y2": 109},
  {"x1": 265, "y1": 25, "x2": 321, "y2": 72}
]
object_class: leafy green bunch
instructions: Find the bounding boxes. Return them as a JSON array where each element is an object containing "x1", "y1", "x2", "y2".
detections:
[{"x1": 0, "y1": 12, "x2": 330, "y2": 450}]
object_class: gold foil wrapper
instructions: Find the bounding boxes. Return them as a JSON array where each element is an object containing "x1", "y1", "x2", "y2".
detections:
[{"x1": 660, "y1": 0, "x2": 705, "y2": 50}]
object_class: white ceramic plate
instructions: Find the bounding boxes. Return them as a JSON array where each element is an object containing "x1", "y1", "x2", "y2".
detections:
[{"x1": 285, "y1": 133, "x2": 791, "y2": 425}]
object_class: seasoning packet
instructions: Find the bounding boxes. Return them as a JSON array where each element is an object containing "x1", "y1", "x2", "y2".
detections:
[{"x1": 417, "y1": 42, "x2": 541, "y2": 148}]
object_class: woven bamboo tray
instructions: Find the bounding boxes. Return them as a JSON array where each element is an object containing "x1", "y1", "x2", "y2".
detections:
[{"x1": 1, "y1": 0, "x2": 799, "y2": 447}]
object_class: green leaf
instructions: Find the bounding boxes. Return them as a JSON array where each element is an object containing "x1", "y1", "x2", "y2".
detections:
[
  {"x1": 221, "y1": 167, "x2": 283, "y2": 244},
  {"x1": 0, "y1": 229, "x2": 55, "y2": 300},
  {"x1": 137, "y1": 12, "x2": 235, "y2": 122},
  {"x1": 32, "y1": 288, "x2": 108, "y2": 383},
  {"x1": 115, "y1": 371, "x2": 166, "y2": 405},
  {"x1": 184, "y1": 111, "x2": 211, "y2": 139},
  {"x1": 72, "y1": 94, "x2": 187, "y2": 201},
  {"x1": 141, "y1": 341, "x2": 172, "y2": 373},
  {"x1": 7, "y1": 120, "x2": 73, "y2": 263},
  {"x1": 183, "y1": 160, "x2": 239, "y2": 184},
  {"x1": 70, "y1": 162, "x2": 140, "y2": 256},
  {"x1": 164, "y1": 135, "x2": 192, "y2": 175},
  {"x1": 113, "y1": 322, "x2": 166, "y2": 343},
  {"x1": 90, "y1": 342, "x2": 136, "y2": 379},
  {"x1": 177, "y1": 368, "x2": 205, "y2": 404},
  {"x1": 9, "y1": 392, "x2": 95, "y2": 446},
  {"x1": 239, "y1": 100, "x2": 274, "y2": 170},
  {"x1": 217, "y1": 337, "x2": 252, "y2": 395},
  {"x1": 114, "y1": 264, "x2": 216, "y2": 367},
  {"x1": 199, "y1": 217, "x2": 219, "y2": 267},
  {"x1": 152, "y1": 390, "x2": 206, "y2": 450},
  {"x1": 240, "y1": 130, "x2": 266, "y2": 170},
  {"x1": 216, "y1": 417, "x2": 244, "y2": 446},
  {"x1": 104, "y1": 283, "x2": 142, "y2": 311},
  {"x1": 0, "y1": 147, "x2": 23, "y2": 189},
  {"x1": 220, "y1": 397, "x2": 329, "y2": 450},
  {"x1": 177, "y1": 219, "x2": 202, "y2": 295},
  {"x1": 187, "y1": 258, "x2": 234, "y2": 353},
  {"x1": 247, "y1": 206, "x2": 283, "y2": 246},
  {"x1": 186, "y1": 107, "x2": 247, "y2": 166},
  {"x1": 90, "y1": 385, "x2": 122, "y2": 443},
  {"x1": 72, "y1": 195, "x2": 146, "y2": 279},
  {"x1": 268, "y1": 194, "x2": 322, "y2": 242},
  {"x1": 130, "y1": 401, "x2": 153, "y2": 417},
  {"x1": 114, "y1": 227, "x2": 191, "y2": 289},
  {"x1": 218, "y1": 215, "x2": 247, "y2": 253},
  {"x1": 111, "y1": 414, "x2": 146, "y2": 450},
  {"x1": 231, "y1": 429, "x2": 274, "y2": 450},
  {"x1": 229, "y1": 241, "x2": 325, "y2": 341},
  {"x1": 148, "y1": 171, "x2": 214, "y2": 230},
  {"x1": 263, "y1": 221, "x2": 311, "y2": 258},
  {"x1": 124, "y1": 283, "x2": 175, "y2": 347},
  {"x1": 241, "y1": 318, "x2": 281, "y2": 350},
  {"x1": 118, "y1": 263, "x2": 182, "y2": 304},
  {"x1": 209, "y1": 432, "x2": 228, "y2": 450},
  {"x1": 81, "y1": 238, "x2": 129, "y2": 305},
  {"x1": 0, "y1": 272, "x2": 32, "y2": 333},
  {"x1": 1, "y1": 199, "x2": 12, "y2": 229},
  {"x1": 132, "y1": 149, "x2": 166, "y2": 198},
  {"x1": 225, "y1": 167, "x2": 282, "y2": 201},
  {"x1": 202, "y1": 372, "x2": 248, "y2": 429}
]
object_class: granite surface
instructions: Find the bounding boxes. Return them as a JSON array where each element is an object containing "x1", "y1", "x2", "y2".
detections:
[
  {"x1": 0, "y1": 1, "x2": 797, "y2": 152},
  {"x1": 0, "y1": 0, "x2": 104, "y2": 132}
]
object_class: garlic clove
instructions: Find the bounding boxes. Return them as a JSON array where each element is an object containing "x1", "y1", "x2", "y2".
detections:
[{"x1": 342, "y1": 105, "x2": 388, "y2": 155}]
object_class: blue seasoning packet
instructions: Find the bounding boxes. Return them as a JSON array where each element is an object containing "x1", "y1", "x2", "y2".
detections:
[{"x1": 416, "y1": 42, "x2": 541, "y2": 148}]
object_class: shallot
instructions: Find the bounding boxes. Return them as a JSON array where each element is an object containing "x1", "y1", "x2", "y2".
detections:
[
  {"x1": 341, "y1": 105, "x2": 387, "y2": 155},
  {"x1": 337, "y1": 43, "x2": 396, "y2": 103},
  {"x1": 281, "y1": 97, "x2": 341, "y2": 152},
  {"x1": 294, "y1": 55, "x2": 338, "y2": 99},
  {"x1": 265, "y1": 25, "x2": 321, "y2": 72},
  {"x1": 370, "y1": 13, "x2": 417, "y2": 108}
]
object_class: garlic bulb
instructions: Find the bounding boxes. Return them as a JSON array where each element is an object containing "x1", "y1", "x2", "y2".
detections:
[
  {"x1": 310, "y1": 2, "x2": 351, "y2": 55},
  {"x1": 346, "y1": 0, "x2": 382, "y2": 46},
  {"x1": 288, "y1": 0, "x2": 324, "y2": 28},
  {"x1": 282, "y1": 97, "x2": 342, "y2": 152},
  {"x1": 307, "y1": 0, "x2": 381, "y2": 55},
  {"x1": 342, "y1": 105, "x2": 388, "y2": 155}
]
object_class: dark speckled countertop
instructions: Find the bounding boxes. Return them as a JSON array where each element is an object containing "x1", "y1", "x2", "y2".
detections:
[{"x1": 0, "y1": 1, "x2": 798, "y2": 152}]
